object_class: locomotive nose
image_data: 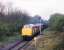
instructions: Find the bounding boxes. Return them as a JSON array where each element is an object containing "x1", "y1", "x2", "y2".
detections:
[{"x1": 21, "y1": 28, "x2": 32, "y2": 36}]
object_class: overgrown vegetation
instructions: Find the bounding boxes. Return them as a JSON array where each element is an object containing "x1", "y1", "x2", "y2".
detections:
[
  {"x1": 49, "y1": 13, "x2": 64, "y2": 31},
  {"x1": 36, "y1": 13, "x2": 64, "y2": 50},
  {"x1": 0, "y1": 3, "x2": 31, "y2": 42}
]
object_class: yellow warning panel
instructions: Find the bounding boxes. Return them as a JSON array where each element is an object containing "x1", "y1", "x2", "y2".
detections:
[{"x1": 21, "y1": 28, "x2": 32, "y2": 36}]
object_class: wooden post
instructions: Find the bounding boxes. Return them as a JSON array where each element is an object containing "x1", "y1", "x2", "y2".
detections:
[{"x1": 34, "y1": 37, "x2": 37, "y2": 50}]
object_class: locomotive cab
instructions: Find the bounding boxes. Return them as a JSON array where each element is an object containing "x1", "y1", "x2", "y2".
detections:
[{"x1": 21, "y1": 24, "x2": 34, "y2": 41}]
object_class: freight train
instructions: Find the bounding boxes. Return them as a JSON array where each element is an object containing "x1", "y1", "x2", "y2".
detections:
[{"x1": 20, "y1": 23, "x2": 47, "y2": 41}]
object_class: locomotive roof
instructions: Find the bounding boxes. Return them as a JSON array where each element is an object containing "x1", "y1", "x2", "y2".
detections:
[{"x1": 24, "y1": 23, "x2": 43, "y2": 28}]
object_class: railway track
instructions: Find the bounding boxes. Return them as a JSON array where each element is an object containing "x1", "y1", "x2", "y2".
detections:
[
  {"x1": 18, "y1": 41, "x2": 30, "y2": 50},
  {"x1": 8, "y1": 40, "x2": 23, "y2": 50},
  {"x1": 8, "y1": 40, "x2": 30, "y2": 50},
  {"x1": 8, "y1": 41, "x2": 30, "y2": 50},
  {"x1": 7, "y1": 33, "x2": 43, "y2": 50},
  {"x1": 18, "y1": 40, "x2": 33, "y2": 50},
  {"x1": 3, "y1": 35, "x2": 42, "y2": 50}
]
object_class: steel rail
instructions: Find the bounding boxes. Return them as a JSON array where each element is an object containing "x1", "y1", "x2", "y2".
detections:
[
  {"x1": 18, "y1": 41, "x2": 29, "y2": 50},
  {"x1": 8, "y1": 40, "x2": 23, "y2": 50}
]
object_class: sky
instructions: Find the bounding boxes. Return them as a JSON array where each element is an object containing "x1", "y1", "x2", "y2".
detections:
[{"x1": 0, "y1": 0, "x2": 64, "y2": 20}]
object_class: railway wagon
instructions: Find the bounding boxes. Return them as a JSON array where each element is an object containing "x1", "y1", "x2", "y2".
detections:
[{"x1": 20, "y1": 23, "x2": 47, "y2": 41}]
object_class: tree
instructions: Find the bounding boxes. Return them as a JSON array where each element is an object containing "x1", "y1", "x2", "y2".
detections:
[
  {"x1": 49, "y1": 13, "x2": 64, "y2": 31},
  {"x1": 0, "y1": 3, "x2": 31, "y2": 36}
]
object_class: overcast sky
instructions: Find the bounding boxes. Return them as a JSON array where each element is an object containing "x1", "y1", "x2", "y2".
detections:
[{"x1": 0, "y1": 0, "x2": 64, "y2": 20}]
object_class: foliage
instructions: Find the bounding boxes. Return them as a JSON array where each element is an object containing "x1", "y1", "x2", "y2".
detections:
[
  {"x1": 33, "y1": 31, "x2": 64, "y2": 50},
  {"x1": 34, "y1": 13, "x2": 64, "y2": 50},
  {"x1": 0, "y1": 3, "x2": 31, "y2": 41},
  {"x1": 37, "y1": 13, "x2": 64, "y2": 50},
  {"x1": 49, "y1": 13, "x2": 64, "y2": 31}
]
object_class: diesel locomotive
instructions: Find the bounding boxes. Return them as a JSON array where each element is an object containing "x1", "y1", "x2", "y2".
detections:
[{"x1": 20, "y1": 23, "x2": 47, "y2": 41}]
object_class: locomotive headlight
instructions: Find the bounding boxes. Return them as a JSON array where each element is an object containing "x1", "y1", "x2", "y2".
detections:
[{"x1": 21, "y1": 28, "x2": 32, "y2": 36}]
